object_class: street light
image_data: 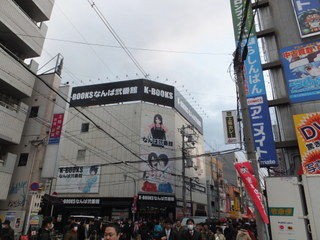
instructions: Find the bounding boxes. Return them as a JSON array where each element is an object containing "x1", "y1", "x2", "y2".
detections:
[{"x1": 123, "y1": 174, "x2": 137, "y2": 221}]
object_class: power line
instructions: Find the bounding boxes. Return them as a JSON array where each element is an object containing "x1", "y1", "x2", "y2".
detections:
[{"x1": 87, "y1": 0, "x2": 150, "y2": 79}]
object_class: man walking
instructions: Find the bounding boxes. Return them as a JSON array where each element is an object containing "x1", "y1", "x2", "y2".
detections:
[{"x1": 179, "y1": 219, "x2": 202, "y2": 240}]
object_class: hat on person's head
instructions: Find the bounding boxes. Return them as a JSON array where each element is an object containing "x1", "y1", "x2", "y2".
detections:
[{"x1": 3, "y1": 220, "x2": 10, "y2": 225}]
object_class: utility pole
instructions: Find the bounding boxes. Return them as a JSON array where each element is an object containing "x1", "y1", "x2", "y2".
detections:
[
  {"x1": 234, "y1": 49, "x2": 268, "y2": 239},
  {"x1": 215, "y1": 158, "x2": 221, "y2": 220},
  {"x1": 181, "y1": 125, "x2": 187, "y2": 217}
]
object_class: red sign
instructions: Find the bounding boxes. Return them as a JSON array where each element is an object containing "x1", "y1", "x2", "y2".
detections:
[
  {"x1": 235, "y1": 162, "x2": 269, "y2": 224},
  {"x1": 48, "y1": 113, "x2": 64, "y2": 144}
]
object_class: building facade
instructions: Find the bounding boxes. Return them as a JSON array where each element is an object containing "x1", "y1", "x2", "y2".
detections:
[
  {"x1": 0, "y1": 0, "x2": 58, "y2": 234},
  {"x1": 52, "y1": 79, "x2": 208, "y2": 221},
  {"x1": 252, "y1": 0, "x2": 320, "y2": 173}
]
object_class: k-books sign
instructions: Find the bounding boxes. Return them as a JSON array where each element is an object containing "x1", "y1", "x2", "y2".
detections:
[
  {"x1": 70, "y1": 79, "x2": 174, "y2": 108},
  {"x1": 174, "y1": 89, "x2": 203, "y2": 134},
  {"x1": 230, "y1": 0, "x2": 278, "y2": 167}
]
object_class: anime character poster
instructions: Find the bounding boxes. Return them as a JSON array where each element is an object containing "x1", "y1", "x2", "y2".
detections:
[
  {"x1": 280, "y1": 41, "x2": 320, "y2": 103},
  {"x1": 140, "y1": 150, "x2": 175, "y2": 193},
  {"x1": 56, "y1": 165, "x2": 100, "y2": 193},
  {"x1": 292, "y1": 0, "x2": 320, "y2": 38},
  {"x1": 141, "y1": 109, "x2": 175, "y2": 149}
]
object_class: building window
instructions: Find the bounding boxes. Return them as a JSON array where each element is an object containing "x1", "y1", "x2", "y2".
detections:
[
  {"x1": 81, "y1": 123, "x2": 89, "y2": 133},
  {"x1": 29, "y1": 106, "x2": 39, "y2": 118},
  {"x1": 18, "y1": 153, "x2": 29, "y2": 166},
  {"x1": 77, "y1": 149, "x2": 86, "y2": 161}
]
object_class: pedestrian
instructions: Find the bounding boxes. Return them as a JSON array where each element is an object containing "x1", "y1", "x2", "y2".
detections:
[
  {"x1": 160, "y1": 219, "x2": 178, "y2": 240},
  {"x1": 201, "y1": 223, "x2": 214, "y2": 240},
  {"x1": 0, "y1": 220, "x2": 14, "y2": 240},
  {"x1": 37, "y1": 217, "x2": 54, "y2": 240},
  {"x1": 223, "y1": 222, "x2": 237, "y2": 240},
  {"x1": 103, "y1": 223, "x2": 122, "y2": 240},
  {"x1": 214, "y1": 227, "x2": 225, "y2": 240},
  {"x1": 63, "y1": 223, "x2": 78, "y2": 240},
  {"x1": 235, "y1": 225, "x2": 251, "y2": 240},
  {"x1": 151, "y1": 220, "x2": 163, "y2": 240},
  {"x1": 179, "y1": 218, "x2": 202, "y2": 240}
]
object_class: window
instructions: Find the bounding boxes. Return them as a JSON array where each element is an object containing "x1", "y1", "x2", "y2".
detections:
[
  {"x1": 18, "y1": 153, "x2": 29, "y2": 166},
  {"x1": 29, "y1": 106, "x2": 39, "y2": 118},
  {"x1": 77, "y1": 149, "x2": 86, "y2": 161},
  {"x1": 81, "y1": 123, "x2": 89, "y2": 133}
]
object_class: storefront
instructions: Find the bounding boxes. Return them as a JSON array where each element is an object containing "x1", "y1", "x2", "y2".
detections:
[
  {"x1": 137, "y1": 194, "x2": 176, "y2": 221},
  {"x1": 54, "y1": 197, "x2": 133, "y2": 220}
]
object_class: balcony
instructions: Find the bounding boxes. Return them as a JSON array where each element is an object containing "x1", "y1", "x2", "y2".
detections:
[
  {"x1": 0, "y1": 152, "x2": 17, "y2": 200},
  {"x1": 0, "y1": 0, "x2": 48, "y2": 58},
  {"x1": 0, "y1": 47, "x2": 36, "y2": 98},
  {"x1": 13, "y1": 0, "x2": 55, "y2": 22},
  {"x1": 0, "y1": 101, "x2": 28, "y2": 145}
]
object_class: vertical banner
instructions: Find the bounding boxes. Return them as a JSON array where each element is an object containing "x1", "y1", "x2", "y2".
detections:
[
  {"x1": 279, "y1": 41, "x2": 320, "y2": 103},
  {"x1": 222, "y1": 110, "x2": 240, "y2": 144},
  {"x1": 230, "y1": 0, "x2": 278, "y2": 167},
  {"x1": 293, "y1": 112, "x2": 320, "y2": 174},
  {"x1": 48, "y1": 113, "x2": 64, "y2": 144},
  {"x1": 235, "y1": 162, "x2": 269, "y2": 224},
  {"x1": 291, "y1": 0, "x2": 320, "y2": 38}
]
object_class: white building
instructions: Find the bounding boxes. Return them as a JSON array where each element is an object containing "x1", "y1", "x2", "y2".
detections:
[
  {"x1": 53, "y1": 79, "x2": 209, "y2": 220},
  {"x1": 0, "y1": 0, "x2": 62, "y2": 234}
]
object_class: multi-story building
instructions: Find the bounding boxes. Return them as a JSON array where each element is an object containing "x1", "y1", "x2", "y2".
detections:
[
  {"x1": 249, "y1": 0, "x2": 320, "y2": 174},
  {"x1": 0, "y1": 0, "x2": 58, "y2": 234},
  {"x1": 52, "y1": 79, "x2": 208, "y2": 221}
]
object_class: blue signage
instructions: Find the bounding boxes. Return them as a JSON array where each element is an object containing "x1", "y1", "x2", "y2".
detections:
[
  {"x1": 247, "y1": 95, "x2": 278, "y2": 167},
  {"x1": 280, "y1": 41, "x2": 320, "y2": 103},
  {"x1": 244, "y1": 36, "x2": 267, "y2": 97}
]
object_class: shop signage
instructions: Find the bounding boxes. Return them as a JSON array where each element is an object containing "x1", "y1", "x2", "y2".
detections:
[
  {"x1": 48, "y1": 113, "x2": 64, "y2": 144},
  {"x1": 269, "y1": 207, "x2": 294, "y2": 216},
  {"x1": 70, "y1": 79, "x2": 174, "y2": 108},
  {"x1": 291, "y1": 0, "x2": 320, "y2": 38},
  {"x1": 62, "y1": 198, "x2": 100, "y2": 205},
  {"x1": 174, "y1": 89, "x2": 203, "y2": 134},
  {"x1": 222, "y1": 110, "x2": 240, "y2": 144},
  {"x1": 230, "y1": 0, "x2": 278, "y2": 167},
  {"x1": 293, "y1": 112, "x2": 320, "y2": 174},
  {"x1": 138, "y1": 194, "x2": 175, "y2": 202},
  {"x1": 280, "y1": 40, "x2": 320, "y2": 103}
]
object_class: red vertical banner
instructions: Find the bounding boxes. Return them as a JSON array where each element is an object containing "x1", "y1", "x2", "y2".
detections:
[
  {"x1": 235, "y1": 162, "x2": 269, "y2": 224},
  {"x1": 48, "y1": 113, "x2": 64, "y2": 144}
]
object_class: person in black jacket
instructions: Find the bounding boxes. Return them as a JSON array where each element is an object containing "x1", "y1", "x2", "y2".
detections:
[
  {"x1": 0, "y1": 220, "x2": 14, "y2": 240},
  {"x1": 37, "y1": 217, "x2": 54, "y2": 240},
  {"x1": 179, "y1": 219, "x2": 202, "y2": 240},
  {"x1": 161, "y1": 219, "x2": 178, "y2": 240}
]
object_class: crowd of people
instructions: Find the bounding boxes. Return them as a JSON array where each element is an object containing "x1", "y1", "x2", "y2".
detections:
[{"x1": 0, "y1": 217, "x2": 257, "y2": 240}]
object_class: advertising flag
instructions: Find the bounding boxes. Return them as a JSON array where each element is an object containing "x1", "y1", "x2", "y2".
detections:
[
  {"x1": 293, "y1": 112, "x2": 320, "y2": 174},
  {"x1": 280, "y1": 40, "x2": 320, "y2": 103},
  {"x1": 291, "y1": 0, "x2": 320, "y2": 38},
  {"x1": 235, "y1": 162, "x2": 269, "y2": 224}
]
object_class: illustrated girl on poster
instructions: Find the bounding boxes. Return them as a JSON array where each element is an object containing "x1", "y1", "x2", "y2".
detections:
[
  {"x1": 81, "y1": 165, "x2": 99, "y2": 193},
  {"x1": 149, "y1": 114, "x2": 167, "y2": 146}
]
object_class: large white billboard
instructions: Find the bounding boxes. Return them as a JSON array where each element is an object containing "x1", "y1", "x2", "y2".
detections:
[{"x1": 55, "y1": 165, "x2": 100, "y2": 193}]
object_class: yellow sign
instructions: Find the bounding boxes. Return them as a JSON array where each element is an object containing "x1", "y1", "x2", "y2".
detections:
[{"x1": 293, "y1": 112, "x2": 320, "y2": 174}]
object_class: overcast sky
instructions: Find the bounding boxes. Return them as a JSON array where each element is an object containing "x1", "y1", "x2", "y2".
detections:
[{"x1": 37, "y1": 0, "x2": 239, "y2": 151}]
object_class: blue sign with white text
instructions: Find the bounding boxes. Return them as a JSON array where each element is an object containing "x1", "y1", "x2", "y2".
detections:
[
  {"x1": 244, "y1": 36, "x2": 267, "y2": 97},
  {"x1": 247, "y1": 95, "x2": 278, "y2": 167}
]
